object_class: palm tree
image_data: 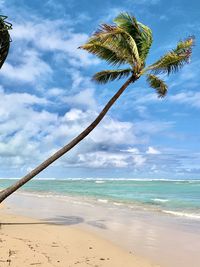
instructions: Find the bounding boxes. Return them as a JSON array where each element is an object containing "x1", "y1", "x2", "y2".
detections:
[
  {"x1": 0, "y1": 15, "x2": 12, "y2": 68},
  {"x1": 0, "y1": 12, "x2": 194, "y2": 203}
]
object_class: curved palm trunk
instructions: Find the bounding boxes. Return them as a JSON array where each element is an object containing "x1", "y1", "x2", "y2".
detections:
[{"x1": 0, "y1": 75, "x2": 136, "y2": 203}]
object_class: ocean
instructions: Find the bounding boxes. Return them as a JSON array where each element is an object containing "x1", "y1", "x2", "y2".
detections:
[{"x1": 1, "y1": 178, "x2": 200, "y2": 220}]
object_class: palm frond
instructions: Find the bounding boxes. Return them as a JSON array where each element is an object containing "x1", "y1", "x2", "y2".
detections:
[
  {"x1": 79, "y1": 42, "x2": 127, "y2": 66},
  {"x1": 114, "y1": 12, "x2": 139, "y2": 35},
  {"x1": 114, "y1": 12, "x2": 141, "y2": 45},
  {"x1": 137, "y1": 22, "x2": 153, "y2": 61},
  {"x1": 84, "y1": 24, "x2": 140, "y2": 67},
  {"x1": 93, "y1": 69, "x2": 132, "y2": 84},
  {"x1": 147, "y1": 74, "x2": 168, "y2": 98},
  {"x1": 174, "y1": 36, "x2": 194, "y2": 58},
  {"x1": 147, "y1": 36, "x2": 195, "y2": 75},
  {"x1": 114, "y1": 12, "x2": 152, "y2": 62},
  {"x1": 0, "y1": 15, "x2": 12, "y2": 69}
]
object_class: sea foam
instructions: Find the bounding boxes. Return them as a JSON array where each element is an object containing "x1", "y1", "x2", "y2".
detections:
[
  {"x1": 162, "y1": 210, "x2": 200, "y2": 220},
  {"x1": 152, "y1": 198, "x2": 169, "y2": 203}
]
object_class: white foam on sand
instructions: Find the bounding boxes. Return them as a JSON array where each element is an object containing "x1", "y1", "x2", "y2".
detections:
[
  {"x1": 162, "y1": 210, "x2": 200, "y2": 220},
  {"x1": 97, "y1": 199, "x2": 108, "y2": 203},
  {"x1": 113, "y1": 202, "x2": 124, "y2": 206}
]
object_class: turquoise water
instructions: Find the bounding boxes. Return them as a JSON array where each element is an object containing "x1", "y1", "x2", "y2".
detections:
[{"x1": 1, "y1": 178, "x2": 200, "y2": 219}]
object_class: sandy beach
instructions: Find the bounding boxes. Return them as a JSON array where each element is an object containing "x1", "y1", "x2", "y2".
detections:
[{"x1": 0, "y1": 204, "x2": 157, "y2": 267}]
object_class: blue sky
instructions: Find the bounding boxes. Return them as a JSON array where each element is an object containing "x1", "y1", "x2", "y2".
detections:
[{"x1": 0, "y1": 0, "x2": 199, "y2": 179}]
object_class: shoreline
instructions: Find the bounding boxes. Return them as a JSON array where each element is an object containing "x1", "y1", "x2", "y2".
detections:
[
  {"x1": 1, "y1": 192, "x2": 200, "y2": 267},
  {"x1": 0, "y1": 204, "x2": 157, "y2": 267},
  {"x1": 14, "y1": 189, "x2": 200, "y2": 221},
  {"x1": 1, "y1": 178, "x2": 200, "y2": 222}
]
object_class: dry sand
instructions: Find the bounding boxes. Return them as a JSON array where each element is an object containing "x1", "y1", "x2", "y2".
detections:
[{"x1": 0, "y1": 205, "x2": 159, "y2": 267}]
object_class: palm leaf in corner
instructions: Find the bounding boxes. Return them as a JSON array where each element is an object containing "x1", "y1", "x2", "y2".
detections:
[{"x1": 0, "y1": 15, "x2": 12, "y2": 69}]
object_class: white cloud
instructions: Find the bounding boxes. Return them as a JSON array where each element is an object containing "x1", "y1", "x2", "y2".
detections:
[
  {"x1": 0, "y1": 16, "x2": 99, "y2": 84},
  {"x1": 0, "y1": 50, "x2": 52, "y2": 83},
  {"x1": 134, "y1": 120, "x2": 174, "y2": 135},
  {"x1": 11, "y1": 18, "x2": 99, "y2": 67},
  {"x1": 169, "y1": 60, "x2": 200, "y2": 89},
  {"x1": 78, "y1": 151, "x2": 129, "y2": 168},
  {"x1": 54, "y1": 69, "x2": 98, "y2": 109},
  {"x1": 77, "y1": 147, "x2": 146, "y2": 169},
  {"x1": 0, "y1": 88, "x2": 140, "y2": 170},
  {"x1": 47, "y1": 87, "x2": 66, "y2": 97},
  {"x1": 91, "y1": 118, "x2": 136, "y2": 145},
  {"x1": 0, "y1": 85, "x2": 197, "y2": 175},
  {"x1": 67, "y1": 69, "x2": 92, "y2": 92},
  {"x1": 122, "y1": 147, "x2": 146, "y2": 166},
  {"x1": 64, "y1": 88, "x2": 97, "y2": 109},
  {"x1": 126, "y1": 87, "x2": 200, "y2": 111},
  {"x1": 169, "y1": 92, "x2": 200, "y2": 108},
  {"x1": 146, "y1": 146, "x2": 161, "y2": 155},
  {"x1": 136, "y1": 93, "x2": 160, "y2": 104},
  {"x1": 63, "y1": 109, "x2": 86, "y2": 122}
]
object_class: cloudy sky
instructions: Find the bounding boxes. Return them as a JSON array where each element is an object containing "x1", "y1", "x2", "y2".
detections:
[{"x1": 0, "y1": 0, "x2": 199, "y2": 179}]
